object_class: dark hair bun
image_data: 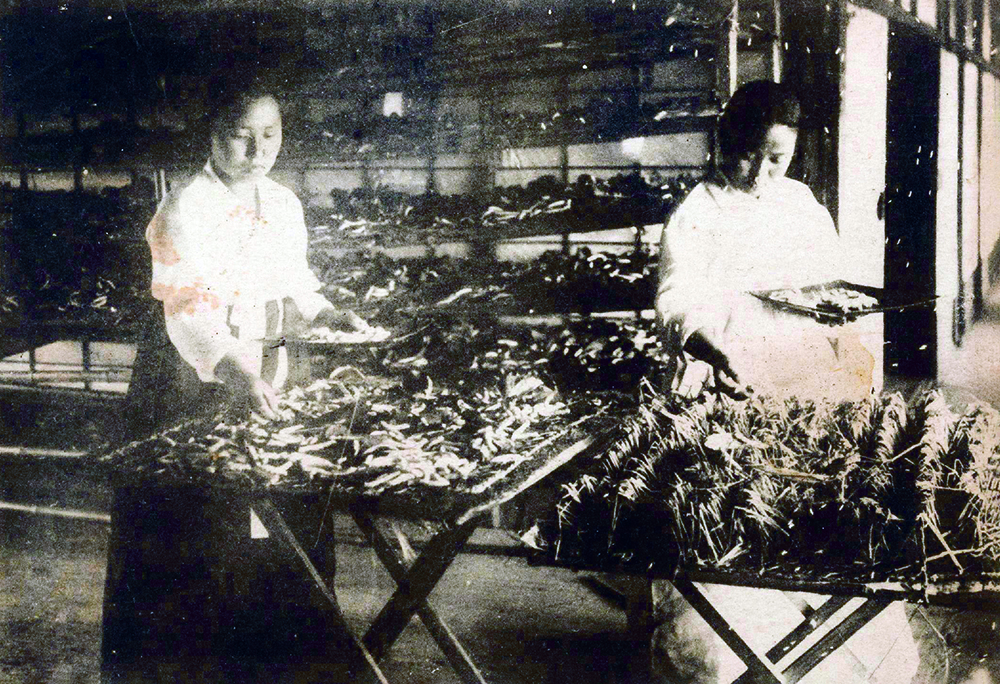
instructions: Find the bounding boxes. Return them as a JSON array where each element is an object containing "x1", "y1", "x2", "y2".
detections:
[{"x1": 717, "y1": 80, "x2": 801, "y2": 163}]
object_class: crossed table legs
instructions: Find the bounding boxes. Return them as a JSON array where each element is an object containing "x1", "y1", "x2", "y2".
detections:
[
  {"x1": 670, "y1": 576, "x2": 894, "y2": 684},
  {"x1": 254, "y1": 497, "x2": 489, "y2": 684},
  {"x1": 259, "y1": 494, "x2": 898, "y2": 684}
]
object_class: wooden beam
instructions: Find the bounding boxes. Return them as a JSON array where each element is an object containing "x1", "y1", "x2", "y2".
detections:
[
  {"x1": 781, "y1": 599, "x2": 892, "y2": 683},
  {"x1": 672, "y1": 575, "x2": 786, "y2": 683},
  {"x1": 765, "y1": 596, "x2": 853, "y2": 663},
  {"x1": 351, "y1": 511, "x2": 489, "y2": 684},
  {"x1": 0, "y1": 500, "x2": 110, "y2": 523},
  {"x1": 362, "y1": 520, "x2": 479, "y2": 659},
  {"x1": 253, "y1": 497, "x2": 390, "y2": 684}
]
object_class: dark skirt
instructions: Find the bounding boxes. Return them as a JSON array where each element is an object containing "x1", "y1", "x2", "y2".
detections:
[
  {"x1": 103, "y1": 308, "x2": 350, "y2": 678},
  {"x1": 120, "y1": 306, "x2": 223, "y2": 441}
]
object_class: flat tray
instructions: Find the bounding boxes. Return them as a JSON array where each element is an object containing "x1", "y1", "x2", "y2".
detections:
[
  {"x1": 750, "y1": 280, "x2": 937, "y2": 324},
  {"x1": 262, "y1": 335, "x2": 390, "y2": 349}
]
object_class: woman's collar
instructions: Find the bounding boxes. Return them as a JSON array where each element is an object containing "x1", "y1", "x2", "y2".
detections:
[
  {"x1": 203, "y1": 160, "x2": 263, "y2": 204},
  {"x1": 712, "y1": 168, "x2": 771, "y2": 199},
  {"x1": 203, "y1": 160, "x2": 228, "y2": 188}
]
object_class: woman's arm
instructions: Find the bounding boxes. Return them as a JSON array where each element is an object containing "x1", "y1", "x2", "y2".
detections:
[
  {"x1": 213, "y1": 353, "x2": 279, "y2": 419},
  {"x1": 150, "y1": 202, "x2": 282, "y2": 416},
  {"x1": 656, "y1": 190, "x2": 747, "y2": 397},
  {"x1": 148, "y1": 203, "x2": 252, "y2": 382}
]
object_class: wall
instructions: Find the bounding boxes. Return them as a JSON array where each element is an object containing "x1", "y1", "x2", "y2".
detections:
[
  {"x1": 838, "y1": 4, "x2": 890, "y2": 390},
  {"x1": 837, "y1": 0, "x2": 999, "y2": 390},
  {"x1": 937, "y1": 50, "x2": 964, "y2": 384},
  {"x1": 980, "y1": 72, "x2": 1000, "y2": 299},
  {"x1": 839, "y1": 5, "x2": 888, "y2": 289}
]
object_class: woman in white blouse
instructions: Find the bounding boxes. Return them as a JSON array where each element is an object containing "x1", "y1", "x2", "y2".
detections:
[
  {"x1": 126, "y1": 81, "x2": 366, "y2": 434},
  {"x1": 657, "y1": 80, "x2": 873, "y2": 402},
  {"x1": 104, "y1": 79, "x2": 360, "y2": 679},
  {"x1": 650, "y1": 81, "x2": 918, "y2": 684}
]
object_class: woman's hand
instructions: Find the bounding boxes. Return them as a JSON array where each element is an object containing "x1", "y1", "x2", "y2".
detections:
[
  {"x1": 683, "y1": 330, "x2": 752, "y2": 399},
  {"x1": 214, "y1": 354, "x2": 279, "y2": 420},
  {"x1": 312, "y1": 307, "x2": 370, "y2": 332}
]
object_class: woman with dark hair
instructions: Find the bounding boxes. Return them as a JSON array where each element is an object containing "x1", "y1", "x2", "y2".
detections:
[
  {"x1": 126, "y1": 79, "x2": 367, "y2": 435},
  {"x1": 657, "y1": 80, "x2": 871, "y2": 401},
  {"x1": 649, "y1": 81, "x2": 919, "y2": 683},
  {"x1": 104, "y1": 78, "x2": 361, "y2": 681}
]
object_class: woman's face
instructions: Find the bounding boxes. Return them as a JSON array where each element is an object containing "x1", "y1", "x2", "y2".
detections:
[
  {"x1": 734, "y1": 124, "x2": 798, "y2": 193},
  {"x1": 211, "y1": 95, "x2": 282, "y2": 185}
]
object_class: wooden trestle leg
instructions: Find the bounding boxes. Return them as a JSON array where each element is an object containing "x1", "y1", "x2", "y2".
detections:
[
  {"x1": 253, "y1": 497, "x2": 390, "y2": 684},
  {"x1": 351, "y1": 509, "x2": 490, "y2": 684}
]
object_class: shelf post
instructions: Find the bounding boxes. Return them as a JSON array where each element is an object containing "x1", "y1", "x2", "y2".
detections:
[
  {"x1": 71, "y1": 105, "x2": 83, "y2": 193},
  {"x1": 772, "y1": 0, "x2": 783, "y2": 81},
  {"x1": 728, "y1": 0, "x2": 740, "y2": 95},
  {"x1": 427, "y1": 91, "x2": 439, "y2": 195},
  {"x1": 17, "y1": 110, "x2": 28, "y2": 190}
]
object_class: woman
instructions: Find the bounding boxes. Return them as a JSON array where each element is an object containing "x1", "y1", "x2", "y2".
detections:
[
  {"x1": 125, "y1": 80, "x2": 367, "y2": 436},
  {"x1": 657, "y1": 80, "x2": 873, "y2": 402},
  {"x1": 103, "y1": 79, "x2": 361, "y2": 681},
  {"x1": 650, "y1": 81, "x2": 918, "y2": 684}
]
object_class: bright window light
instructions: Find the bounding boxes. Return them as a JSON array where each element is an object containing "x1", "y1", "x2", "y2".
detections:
[{"x1": 383, "y1": 92, "x2": 404, "y2": 117}]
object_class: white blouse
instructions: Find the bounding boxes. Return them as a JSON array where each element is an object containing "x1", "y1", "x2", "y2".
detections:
[
  {"x1": 147, "y1": 163, "x2": 331, "y2": 389},
  {"x1": 656, "y1": 176, "x2": 873, "y2": 401}
]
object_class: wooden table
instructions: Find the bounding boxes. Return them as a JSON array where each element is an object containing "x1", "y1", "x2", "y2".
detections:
[
  {"x1": 105, "y1": 391, "x2": 1000, "y2": 684},
  {"x1": 539, "y1": 559, "x2": 1000, "y2": 684},
  {"x1": 107, "y1": 414, "x2": 595, "y2": 684}
]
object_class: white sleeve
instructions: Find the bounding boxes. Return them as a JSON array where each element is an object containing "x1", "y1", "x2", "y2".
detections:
[
  {"x1": 281, "y1": 194, "x2": 333, "y2": 323},
  {"x1": 655, "y1": 195, "x2": 729, "y2": 344},
  {"x1": 163, "y1": 306, "x2": 242, "y2": 382},
  {"x1": 147, "y1": 201, "x2": 246, "y2": 382}
]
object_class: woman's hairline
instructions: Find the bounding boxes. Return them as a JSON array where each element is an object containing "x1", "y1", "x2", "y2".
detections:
[{"x1": 209, "y1": 92, "x2": 283, "y2": 137}]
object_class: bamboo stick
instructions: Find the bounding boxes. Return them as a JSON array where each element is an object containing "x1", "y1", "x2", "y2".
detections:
[
  {"x1": 0, "y1": 445, "x2": 88, "y2": 458},
  {"x1": 0, "y1": 500, "x2": 110, "y2": 523}
]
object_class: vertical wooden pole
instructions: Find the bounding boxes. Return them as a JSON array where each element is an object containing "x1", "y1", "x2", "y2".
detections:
[
  {"x1": 72, "y1": 106, "x2": 83, "y2": 193},
  {"x1": 558, "y1": 75, "x2": 571, "y2": 255},
  {"x1": 82, "y1": 340, "x2": 92, "y2": 391},
  {"x1": 728, "y1": 0, "x2": 740, "y2": 95},
  {"x1": 954, "y1": 41, "x2": 966, "y2": 346},
  {"x1": 427, "y1": 92, "x2": 439, "y2": 195},
  {"x1": 772, "y1": 0, "x2": 783, "y2": 81},
  {"x1": 470, "y1": 85, "x2": 498, "y2": 262},
  {"x1": 974, "y1": 64, "x2": 984, "y2": 319}
]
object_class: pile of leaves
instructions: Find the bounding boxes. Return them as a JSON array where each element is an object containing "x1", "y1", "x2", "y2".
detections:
[
  {"x1": 505, "y1": 249, "x2": 657, "y2": 314},
  {"x1": 32, "y1": 272, "x2": 151, "y2": 326},
  {"x1": 545, "y1": 386, "x2": 1000, "y2": 582},
  {"x1": 0, "y1": 292, "x2": 23, "y2": 321},
  {"x1": 284, "y1": 113, "x2": 435, "y2": 162},
  {"x1": 7, "y1": 190, "x2": 154, "y2": 329},
  {"x1": 493, "y1": 94, "x2": 719, "y2": 148},
  {"x1": 308, "y1": 249, "x2": 657, "y2": 320},
  {"x1": 305, "y1": 172, "x2": 696, "y2": 247},
  {"x1": 380, "y1": 314, "x2": 663, "y2": 395},
  {"x1": 103, "y1": 367, "x2": 603, "y2": 515}
]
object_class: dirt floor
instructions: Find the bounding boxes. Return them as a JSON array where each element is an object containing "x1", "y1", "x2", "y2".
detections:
[{"x1": 2, "y1": 495, "x2": 1000, "y2": 684}]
